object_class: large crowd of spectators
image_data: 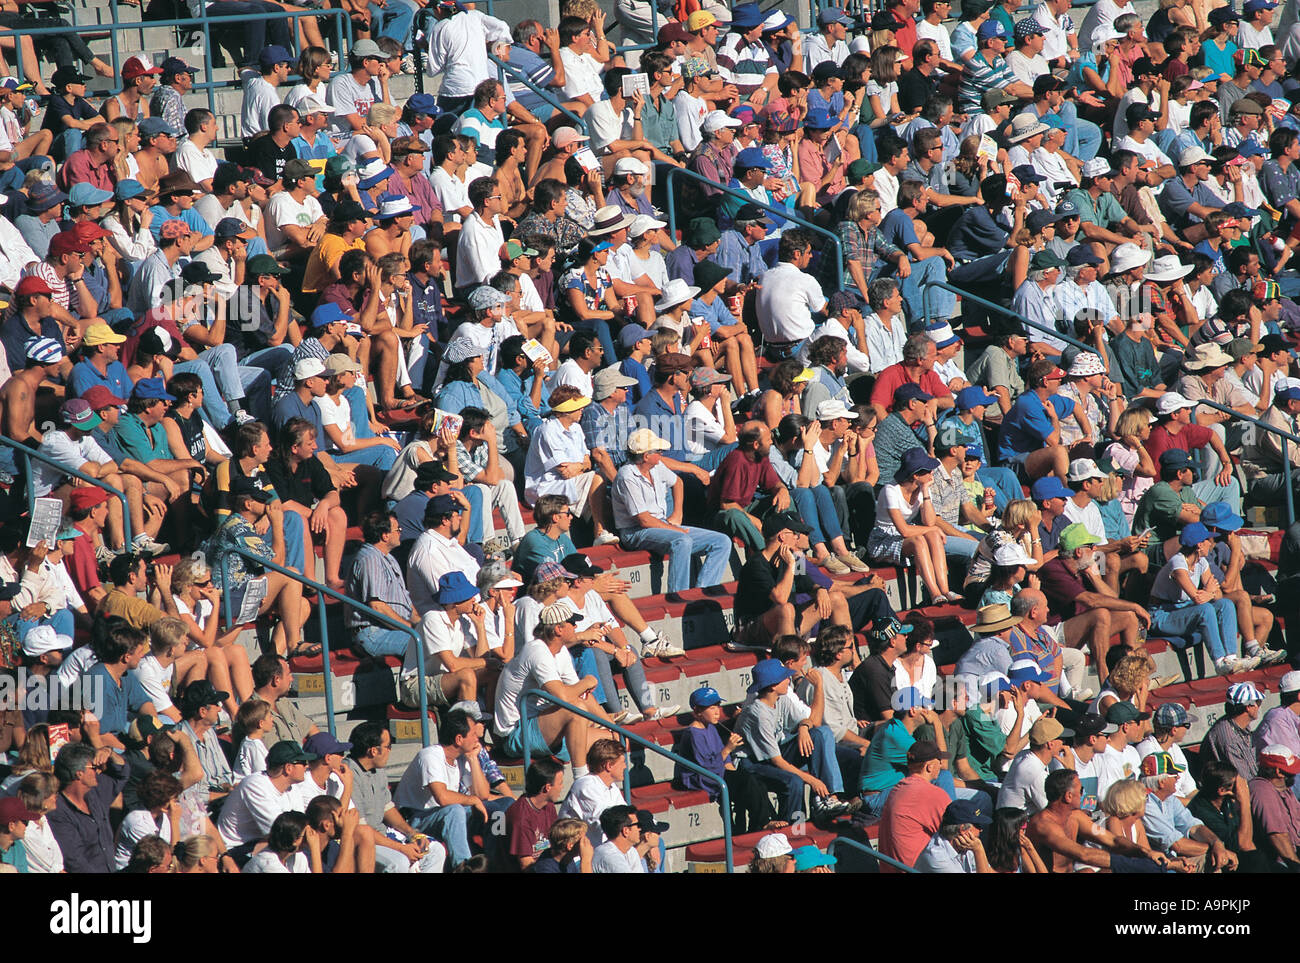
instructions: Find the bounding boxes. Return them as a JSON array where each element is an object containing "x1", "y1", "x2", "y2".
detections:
[{"x1": 4, "y1": 0, "x2": 1300, "y2": 875}]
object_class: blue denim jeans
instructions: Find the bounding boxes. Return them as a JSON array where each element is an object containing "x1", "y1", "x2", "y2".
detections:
[
  {"x1": 945, "y1": 534, "x2": 979, "y2": 561},
  {"x1": 742, "y1": 758, "x2": 810, "y2": 823},
  {"x1": 409, "y1": 803, "x2": 473, "y2": 866},
  {"x1": 460, "y1": 484, "x2": 486, "y2": 543},
  {"x1": 369, "y1": 0, "x2": 417, "y2": 45},
  {"x1": 174, "y1": 358, "x2": 234, "y2": 429},
  {"x1": 1150, "y1": 599, "x2": 1238, "y2": 662},
  {"x1": 585, "y1": 643, "x2": 656, "y2": 714},
  {"x1": 354, "y1": 623, "x2": 412, "y2": 658},
  {"x1": 789, "y1": 485, "x2": 842, "y2": 549},
  {"x1": 619, "y1": 524, "x2": 733, "y2": 594},
  {"x1": 13, "y1": 607, "x2": 75, "y2": 641},
  {"x1": 781, "y1": 723, "x2": 845, "y2": 795},
  {"x1": 1056, "y1": 101, "x2": 1101, "y2": 162},
  {"x1": 878, "y1": 254, "x2": 955, "y2": 324}
]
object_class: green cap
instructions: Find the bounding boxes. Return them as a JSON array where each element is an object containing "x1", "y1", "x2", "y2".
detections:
[
  {"x1": 324, "y1": 155, "x2": 356, "y2": 185},
  {"x1": 265, "y1": 740, "x2": 319, "y2": 767},
  {"x1": 1029, "y1": 249, "x2": 1067, "y2": 270},
  {"x1": 246, "y1": 253, "x2": 288, "y2": 276},
  {"x1": 1058, "y1": 522, "x2": 1100, "y2": 554},
  {"x1": 846, "y1": 158, "x2": 881, "y2": 181},
  {"x1": 683, "y1": 217, "x2": 721, "y2": 248},
  {"x1": 504, "y1": 239, "x2": 538, "y2": 260}
]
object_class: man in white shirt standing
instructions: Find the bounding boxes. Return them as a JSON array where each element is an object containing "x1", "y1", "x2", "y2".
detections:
[
  {"x1": 174, "y1": 108, "x2": 220, "y2": 191},
  {"x1": 240, "y1": 45, "x2": 291, "y2": 140},
  {"x1": 426, "y1": 0, "x2": 513, "y2": 113},
  {"x1": 757, "y1": 229, "x2": 828, "y2": 359},
  {"x1": 455, "y1": 175, "x2": 507, "y2": 290}
]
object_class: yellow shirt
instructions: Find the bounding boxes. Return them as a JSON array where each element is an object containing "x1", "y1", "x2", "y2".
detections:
[{"x1": 302, "y1": 234, "x2": 364, "y2": 293}]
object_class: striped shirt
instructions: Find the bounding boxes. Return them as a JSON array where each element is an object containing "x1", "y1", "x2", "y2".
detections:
[
  {"x1": 716, "y1": 34, "x2": 776, "y2": 98},
  {"x1": 958, "y1": 52, "x2": 1018, "y2": 114},
  {"x1": 346, "y1": 543, "x2": 413, "y2": 630}
]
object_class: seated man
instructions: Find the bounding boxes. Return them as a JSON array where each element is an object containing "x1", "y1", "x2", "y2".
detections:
[
  {"x1": 400, "y1": 572, "x2": 496, "y2": 712},
  {"x1": 392, "y1": 708, "x2": 500, "y2": 869},
  {"x1": 913, "y1": 798, "x2": 996, "y2": 873},
  {"x1": 735, "y1": 658, "x2": 855, "y2": 822},
  {"x1": 1027, "y1": 769, "x2": 1167, "y2": 872},
  {"x1": 346, "y1": 510, "x2": 420, "y2": 659},
  {"x1": 732, "y1": 512, "x2": 895, "y2": 647},
  {"x1": 996, "y1": 360, "x2": 1072, "y2": 483},
  {"x1": 523, "y1": 386, "x2": 617, "y2": 546},
  {"x1": 611, "y1": 428, "x2": 733, "y2": 597},
  {"x1": 1141, "y1": 751, "x2": 1237, "y2": 871},
  {"x1": 216, "y1": 740, "x2": 315, "y2": 852},
  {"x1": 1249, "y1": 744, "x2": 1300, "y2": 871}
]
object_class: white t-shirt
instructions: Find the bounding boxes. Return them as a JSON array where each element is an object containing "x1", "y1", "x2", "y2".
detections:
[
  {"x1": 114, "y1": 808, "x2": 173, "y2": 870},
  {"x1": 456, "y1": 211, "x2": 506, "y2": 288},
  {"x1": 127, "y1": 654, "x2": 175, "y2": 714},
  {"x1": 21, "y1": 816, "x2": 63, "y2": 873},
  {"x1": 592, "y1": 840, "x2": 645, "y2": 872},
  {"x1": 493, "y1": 638, "x2": 562, "y2": 735},
  {"x1": 326, "y1": 72, "x2": 379, "y2": 133},
  {"x1": 175, "y1": 140, "x2": 218, "y2": 184},
  {"x1": 1151, "y1": 553, "x2": 1211, "y2": 606},
  {"x1": 430, "y1": 167, "x2": 471, "y2": 223},
  {"x1": 586, "y1": 99, "x2": 635, "y2": 155},
  {"x1": 674, "y1": 90, "x2": 709, "y2": 152},
  {"x1": 998, "y1": 748, "x2": 1050, "y2": 812},
  {"x1": 235, "y1": 736, "x2": 269, "y2": 779},
  {"x1": 393, "y1": 744, "x2": 471, "y2": 811},
  {"x1": 265, "y1": 192, "x2": 324, "y2": 254},
  {"x1": 875, "y1": 483, "x2": 925, "y2": 538},
  {"x1": 243, "y1": 850, "x2": 310, "y2": 873},
  {"x1": 915, "y1": 18, "x2": 954, "y2": 61},
  {"x1": 684, "y1": 398, "x2": 727, "y2": 457},
  {"x1": 408, "y1": 607, "x2": 475, "y2": 677},
  {"x1": 558, "y1": 47, "x2": 604, "y2": 101},
  {"x1": 552, "y1": 359, "x2": 595, "y2": 397},
  {"x1": 342, "y1": 131, "x2": 381, "y2": 165},
  {"x1": 217, "y1": 771, "x2": 300, "y2": 847},
  {"x1": 996, "y1": 697, "x2": 1043, "y2": 738},
  {"x1": 240, "y1": 73, "x2": 281, "y2": 139},
  {"x1": 1094, "y1": 741, "x2": 1136, "y2": 803},
  {"x1": 558, "y1": 773, "x2": 627, "y2": 845},
  {"x1": 1061, "y1": 497, "x2": 1107, "y2": 544},
  {"x1": 314, "y1": 392, "x2": 354, "y2": 451},
  {"x1": 756, "y1": 261, "x2": 827, "y2": 342}
]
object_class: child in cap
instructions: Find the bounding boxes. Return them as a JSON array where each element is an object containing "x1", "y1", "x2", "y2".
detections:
[{"x1": 674, "y1": 684, "x2": 783, "y2": 835}]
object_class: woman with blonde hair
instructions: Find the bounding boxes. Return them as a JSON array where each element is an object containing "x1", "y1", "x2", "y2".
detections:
[
  {"x1": 963, "y1": 498, "x2": 1050, "y2": 603},
  {"x1": 756, "y1": 359, "x2": 813, "y2": 430},
  {"x1": 1103, "y1": 407, "x2": 1157, "y2": 524},
  {"x1": 748, "y1": 833, "x2": 796, "y2": 873},
  {"x1": 1094, "y1": 652, "x2": 1153, "y2": 716},
  {"x1": 1102, "y1": 778, "x2": 1192, "y2": 871},
  {"x1": 529, "y1": 817, "x2": 593, "y2": 872},
  {"x1": 174, "y1": 834, "x2": 234, "y2": 873},
  {"x1": 167, "y1": 555, "x2": 254, "y2": 710},
  {"x1": 0, "y1": 724, "x2": 51, "y2": 794},
  {"x1": 110, "y1": 117, "x2": 141, "y2": 182}
]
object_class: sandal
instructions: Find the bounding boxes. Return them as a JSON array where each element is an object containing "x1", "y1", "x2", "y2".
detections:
[{"x1": 287, "y1": 642, "x2": 323, "y2": 659}]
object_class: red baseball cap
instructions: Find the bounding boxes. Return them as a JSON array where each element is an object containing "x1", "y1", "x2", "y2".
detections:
[
  {"x1": 80, "y1": 385, "x2": 126, "y2": 411},
  {"x1": 121, "y1": 55, "x2": 163, "y2": 81},
  {"x1": 1043, "y1": 367, "x2": 1066, "y2": 381},
  {"x1": 68, "y1": 486, "x2": 112, "y2": 511},
  {"x1": 13, "y1": 275, "x2": 53, "y2": 297},
  {"x1": 49, "y1": 231, "x2": 91, "y2": 259},
  {"x1": 72, "y1": 221, "x2": 110, "y2": 243}
]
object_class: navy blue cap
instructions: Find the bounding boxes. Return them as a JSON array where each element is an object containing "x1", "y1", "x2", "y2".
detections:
[
  {"x1": 1222, "y1": 201, "x2": 1261, "y2": 217},
  {"x1": 1066, "y1": 244, "x2": 1103, "y2": 266},
  {"x1": 1011, "y1": 164, "x2": 1045, "y2": 184},
  {"x1": 259, "y1": 44, "x2": 294, "y2": 69},
  {"x1": 428, "y1": 493, "x2": 464, "y2": 515},
  {"x1": 407, "y1": 92, "x2": 439, "y2": 115},
  {"x1": 304, "y1": 731, "x2": 353, "y2": 756},
  {"x1": 894, "y1": 446, "x2": 940, "y2": 482},
  {"x1": 893, "y1": 382, "x2": 934, "y2": 406},
  {"x1": 942, "y1": 798, "x2": 993, "y2": 827},
  {"x1": 1158, "y1": 449, "x2": 1197, "y2": 472},
  {"x1": 132, "y1": 377, "x2": 175, "y2": 402}
]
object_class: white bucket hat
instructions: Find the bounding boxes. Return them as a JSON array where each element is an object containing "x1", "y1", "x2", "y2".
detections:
[
  {"x1": 654, "y1": 278, "x2": 700, "y2": 312},
  {"x1": 1109, "y1": 243, "x2": 1151, "y2": 275},
  {"x1": 1144, "y1": 254, "x2": 1195, "y2": 283}
]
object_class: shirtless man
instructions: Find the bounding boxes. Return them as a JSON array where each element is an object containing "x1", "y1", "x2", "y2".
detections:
[
  {"x1": 0, "y1": 337, "x2": 64, "y2": 446},
  {"x1": 1028, "y1": 769, "x2": 1170, "y2": 872}
]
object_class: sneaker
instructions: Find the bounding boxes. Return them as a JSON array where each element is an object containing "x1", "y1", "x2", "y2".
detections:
[
  {"x1": 593, "y1": 530, "x2": 622, "y2": 547},
  {"x1": 401, "y1": 51, "x2": 416, "y2": 74},
  {"x1": 95, "y1": 543, "x2": 116, "y2": 565},
  {"x1": 612, "y1": 709, "x2": 643, "y2": 725},
  {"x1": 814, "y1": 795, "x2": 851, "y2": 818},
  {"x1": 644, "y1": 638, "x2": 686, "y2": 659},
  {"x1": 651, "y1": 703, "x2": 681, "y2": 719},
  {"x1": 837, "y1": 552, "x2": 870, "y2": 573},
  {"x1": 1236, "y1": 654, "x2": 1263, "y2": 671},
  {"x1": 230, "y1": 410, "x2": 256, "y2": 426},
  {"x1": 819, "y1": 554, "x2": 852, "y2": 575},
  {"x1": 132, "y1": 533, "x2": 170, "y2": 556},
  {"x1": 1215, "y1": 658, "x2": 1235, "y2": 677},
  {"x1": 1250, "y1": 646, "x2": 1288, "y2": 666}
]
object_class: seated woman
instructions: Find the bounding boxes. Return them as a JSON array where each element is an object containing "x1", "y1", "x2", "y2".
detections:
[
  {"x1": 165, "y1": 555, "x2": 254, "y2": 710},
  {"x1": 1148, "y1": 522, "x2": 1257, "y2": 678},
  {"x1": 963, "y1": 498, "x2": 1050, "y2": 605},
  {"x1": 770, "y1": 413, "x2": 869, "y2": 575},
  {"x1": 683, "y1": 367, "x2": 739, "y2": 474},
  {"x1": 558, "y1": 236, "x2": 624, "y2": 363},
  {"x1": 756, "y1": 359, "x2": 813, "y2": 430},
  {"x1": 978, "y1": 543, "x2": 1037, "y2": 609},
  {"x1": 867, "y1": 446, "x2": 961, "y2": 604},
  {"x1": 892, "y1": 613, "x2": 938, "y2": 699},
  {"x1": 265, "y1": 418, "x2": 351, "y2": 592}
]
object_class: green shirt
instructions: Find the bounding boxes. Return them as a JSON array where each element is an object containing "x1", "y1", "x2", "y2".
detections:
[
  {"x1": 1133, "y1": 481, "x2": 1198, "y2": 542},
  {"x1": 860, "y1": 717, "x2": 914, "y2": 793},
  {"x1": 1064, "y1": 187, "x2": 1125, "y2": 230},
  {"x1": 112, "y1": 412, "x2": 172, "y2": 463},
  {"x1": 961, "y1": 704, "x2": 1008, "y2": 782},
  {"x1": 0, "y1": 839, "x2": 27, "y2": 873},
  {"x1": 640, "y1": 92, "x2": 679, "y2": 152}
]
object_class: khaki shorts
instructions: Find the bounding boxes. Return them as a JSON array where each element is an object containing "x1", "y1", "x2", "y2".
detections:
[{"x1": 399, "y1": 671, "x2": 453, "y2": 710}]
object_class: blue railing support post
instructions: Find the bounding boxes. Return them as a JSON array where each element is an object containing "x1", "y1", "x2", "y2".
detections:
[
  {"x1": 664, "y1": 167, "x2": 846, "y2": 292},
  {"x1": 0, "y1": 434, "x2": 131, "y2": 546},
  {"x1": 827, "y1": 836, "x2": 920, "y2": 872},
  {"x1": 522, "y1": 687, "x2": 733, "y2": 872}
]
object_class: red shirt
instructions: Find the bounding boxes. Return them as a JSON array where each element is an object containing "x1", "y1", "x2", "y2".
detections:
[
  {"x1": 869, "y1": 362, "x2": 952, "y2": 412},
  {"x1": 64, "y1": 526, "x2": 101, "y2": 602},
  {"x1": 1144, "y1": 422, "x2": 1213, "y2": 465},
  {"x1": 877, "y1": 774, "x2": 949, "y2": 871},
  {"x1": 890, "y1": 11, "x2": 918, "y2": 59},
  {"x1": 505, "y1": 796, "x2": 557, "y2": 864},
  {"x1": 707, "y1": 448, "x2": 783, "y2": 510},
  {"x1": 56, "y1": 149, "x2": 115, "y2": 194}
]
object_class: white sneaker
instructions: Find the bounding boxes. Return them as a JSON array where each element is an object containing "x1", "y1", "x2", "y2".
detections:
[
  {"x1": 644, "y1": 638, "x2": 686, "y2": 659},
  {"x1": 593, "y1": 531, "x2": 622, "y2": 547},
  {"x1": 1251, "y1": 646, "x2": 1288, "y2": 666},
  {"x1": 1236, "y1": 654, "x2": 1263, "y2": 671},
  {"x1": 612, "y1": 709, "x2": 643, "y2": 725},
  {"x1": 233, "y1": 410, "x2": 256, "y2": 425},
  {"x1": 132, "y1": 534, "x2": 169, "y2": 556},
  {"x1": 651, "y1": 704, "x2": 681, "y2": 719}
]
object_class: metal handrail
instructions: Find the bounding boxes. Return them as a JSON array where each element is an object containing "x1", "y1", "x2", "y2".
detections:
[
  {"x1": 7, "y1": 8, "x2": 353, "y2": 117},
  {"x1": 215, "y1": 540, "x2": 430, "y2": 746},
  {"x1": 521, "y1": 686, "x2": 734, "y2": 872},
  {"x1": 664, "y1": 166, "x2": 846, "y2": 292},
  {"x1": 487, "y1": 52, "x2": 589, "y2": 137},
  {"x1": 919, "y1": 280, "x2": 1093, "y2": 355},
  {"x1": 827, "y1": 836, "x2": 920, "y2": 873},
  {"x1": 1196, "y1": 398, "x2": 1297, "y2": 528},
  {"x1": 0, "y1": 433, "x2": 131, "y2": 545}
]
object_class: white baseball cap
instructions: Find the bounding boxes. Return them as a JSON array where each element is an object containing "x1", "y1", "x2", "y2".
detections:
[
  {"x1": 1155, "y1": 391, "x2": 1197, "y2": 416},
  {"x1": 701, "y1": 109, "x2": 742, "y2": 133},
  {"x1": 22, "y1": 624, "x2": 73, "y2": 658},
  {"x1": 754, "y1": 833, "x2": 792, "y2": 859},
  {"x1": 294, "y1": 357, "x2": 327, "y2": 381},
  {"x1": 1067, "y1": 458, "x2": 1107, "y2": 483},
  {"x1": 612, "y1": 156, "x2": 649, "y2": 177},
  {"x1": 814, "y1": 399, "x2": 859, "y2": 422}
]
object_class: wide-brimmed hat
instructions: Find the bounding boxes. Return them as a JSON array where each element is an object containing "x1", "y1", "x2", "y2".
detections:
[
  {"x1": 1007, "y1": 113, "x2": 1050, "y2": 143},
  {"x1": 588, "y1": 206, "x2": 634, "y2": 236},
  {"x1": 1184, "y1": 342, "x2": 1234, "y2": 371},
  {"x1": 1108, "y1": 243, "x2": 1151, "y2": 275},
  {"x1": 1145, "y1": 254, "x2": 1195, "y2": 283},
  {"x1": 655, "y1": 278, "x2": 700, "y2": 312},
  {"x1": 974, "y1": 603, "x2": 1021, "y2": 634}
]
